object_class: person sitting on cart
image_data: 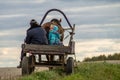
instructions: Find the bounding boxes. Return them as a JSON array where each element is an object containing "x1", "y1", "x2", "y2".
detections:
[
  {"x1": 17, "y1": 19, "x2": 48, "y2": 68},
  {"x1": 48, "y1": 24, "x2": 62, "y2": 45},
  {"x1": 42, "y1": 18, "x2": 64, "y2": 61},
  {"x1": 47, "y1": 24, "x2": 63, "y2": 62},
  {"x1": 25, "y1": 19, "x2": 48, "y2": 44},
  {"x1": 42, "y1": 18, "x2": 64, "y2": 42}
]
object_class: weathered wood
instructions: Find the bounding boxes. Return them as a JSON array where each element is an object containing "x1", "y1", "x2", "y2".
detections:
[
  {"x1": 22, "y1": 44, "x2": 71, "y2": 54},
  {"x1": 35, "y1": 62, "x2": 64, "y2": 67},
  {"x1": 29, "y1": 51, "x2": 65, "y2": 55},
  {"x1": 69, "y1": 41, "x2": 75, "y2": 54}
]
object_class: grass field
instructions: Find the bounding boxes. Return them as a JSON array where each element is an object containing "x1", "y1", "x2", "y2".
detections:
[{"x1": 19, "y1": 62, "x2": 120, "y2": 80}]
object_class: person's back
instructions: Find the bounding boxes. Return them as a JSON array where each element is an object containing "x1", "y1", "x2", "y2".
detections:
[
  {"x1": 17, "y1": 19, "x2": 48, "y2": 68},
  {"x1": 26, "y1": 27, "x2": 48, "y2": 44}
]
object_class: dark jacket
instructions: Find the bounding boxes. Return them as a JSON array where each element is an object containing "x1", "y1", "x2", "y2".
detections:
[{"x1": 25, "y1": 27, "x2": 48, "y2": 45}]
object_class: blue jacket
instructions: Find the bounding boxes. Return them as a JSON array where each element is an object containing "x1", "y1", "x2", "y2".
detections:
[
  {"x1": 48, "y1": 26, "x2": 60, "y2": 45},
  {"x1": 25, "y1": 27, "x2": 48, "y2": 44}
]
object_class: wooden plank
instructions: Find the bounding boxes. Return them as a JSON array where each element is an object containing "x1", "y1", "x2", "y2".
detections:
[
  {"x1": 35, "y1": 62, "x2": 64, "y2": 67},
  {"x1": 30, "y1": 51, "x2": 65, "y2": 55},
  {"x1": 22, "y1": 44, "x2": 70, "y2": 53},
  {"x1": 69, "y1": 41, "x2": 75, "y2": 54}
]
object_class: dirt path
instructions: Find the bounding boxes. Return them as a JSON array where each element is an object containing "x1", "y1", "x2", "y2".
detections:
[{"x1": 0, "y1": 67, "x2": 48, "y2": 80}]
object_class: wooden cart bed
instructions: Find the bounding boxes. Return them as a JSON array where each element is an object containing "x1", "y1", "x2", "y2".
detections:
[{"x1": 22, "y1": 44, "x2": 73, "y2": 54}]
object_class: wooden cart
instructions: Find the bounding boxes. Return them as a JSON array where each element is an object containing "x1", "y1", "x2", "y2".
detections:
[{"x1": 21, "y1": 9, "x2": 75, "y2": 75}]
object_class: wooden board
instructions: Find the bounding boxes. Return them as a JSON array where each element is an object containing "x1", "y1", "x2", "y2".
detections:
[{"x1": 22, "y1": 44, "x2": 71, "y2": 54}]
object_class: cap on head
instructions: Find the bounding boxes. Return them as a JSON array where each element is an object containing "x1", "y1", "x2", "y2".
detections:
[{"x1": 30, "y1": 19, "x2": 38, "y2": 25}]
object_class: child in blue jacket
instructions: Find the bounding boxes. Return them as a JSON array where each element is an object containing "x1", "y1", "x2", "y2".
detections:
[{"x1": 49, "y1": 25, "x2": 61, "y2": 45}]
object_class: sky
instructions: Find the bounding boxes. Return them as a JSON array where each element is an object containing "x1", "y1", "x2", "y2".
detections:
[{"x1": 0, "y1": 0, "x2": 120, "y2": 67}]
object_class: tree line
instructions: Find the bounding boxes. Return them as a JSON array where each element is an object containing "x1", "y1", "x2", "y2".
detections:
[{"x1": 83, "y1": 53, "x2": 120, "y2": 62}]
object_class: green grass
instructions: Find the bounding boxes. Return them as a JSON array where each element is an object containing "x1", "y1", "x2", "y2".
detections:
[
  {"x1": 19, "y1": 62, "x2": 120, "y2": 80},
  {"x1": 75, "y1": 62, "x2": 120, "y2": 80}
]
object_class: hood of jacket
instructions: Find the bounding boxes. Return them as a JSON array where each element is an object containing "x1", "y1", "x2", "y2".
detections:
[{"x1": 53, "y1": 25, "x2": 58, "y2": 32}]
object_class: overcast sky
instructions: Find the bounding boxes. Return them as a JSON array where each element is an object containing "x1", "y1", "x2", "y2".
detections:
[{"x1": 0, "y1": 0, "x2": 120, "y2": 67}]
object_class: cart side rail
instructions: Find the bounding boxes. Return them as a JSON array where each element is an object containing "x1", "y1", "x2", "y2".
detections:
[{"x1": 22, "y1": 44, "x2": 74, "y2": 54}]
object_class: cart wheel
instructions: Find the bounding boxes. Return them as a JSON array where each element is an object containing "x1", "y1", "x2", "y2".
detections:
[
  {"x1": 29, "y1": 66, "x2": 35, "y2": 74},
  {"x1": 22, "y1": 56, "x2": 30, "y2": 75},
  {"x1": 66, "y1": 57, "x2": 74, "y2": 74},
  {"x1": 29, "y1": 56, "x2": 35, "y2": 74}
]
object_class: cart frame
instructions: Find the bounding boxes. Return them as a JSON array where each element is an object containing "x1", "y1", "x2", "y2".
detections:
[{"x1": 21, "y1": 9, "x2": 75, "y2": 75}]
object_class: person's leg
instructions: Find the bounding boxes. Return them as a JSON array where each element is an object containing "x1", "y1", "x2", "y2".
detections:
[
  {"x1": 46, "y1": 55, "x2": 50, "y2": 62},
  {"x1": 17, "y1": 50, "x2": 26, "y2": 68}
]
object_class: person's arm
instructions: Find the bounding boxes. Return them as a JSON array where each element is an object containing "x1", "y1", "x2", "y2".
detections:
[
  {"x1": 55, "y1": 32, "x2": 60, "y2": 39},
  {"x1": 43, "y1": 28, "x2": 48, "y2": 44},
  {"x1": 25, "y1": 31, "x2": 31, "y2": 44}
]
